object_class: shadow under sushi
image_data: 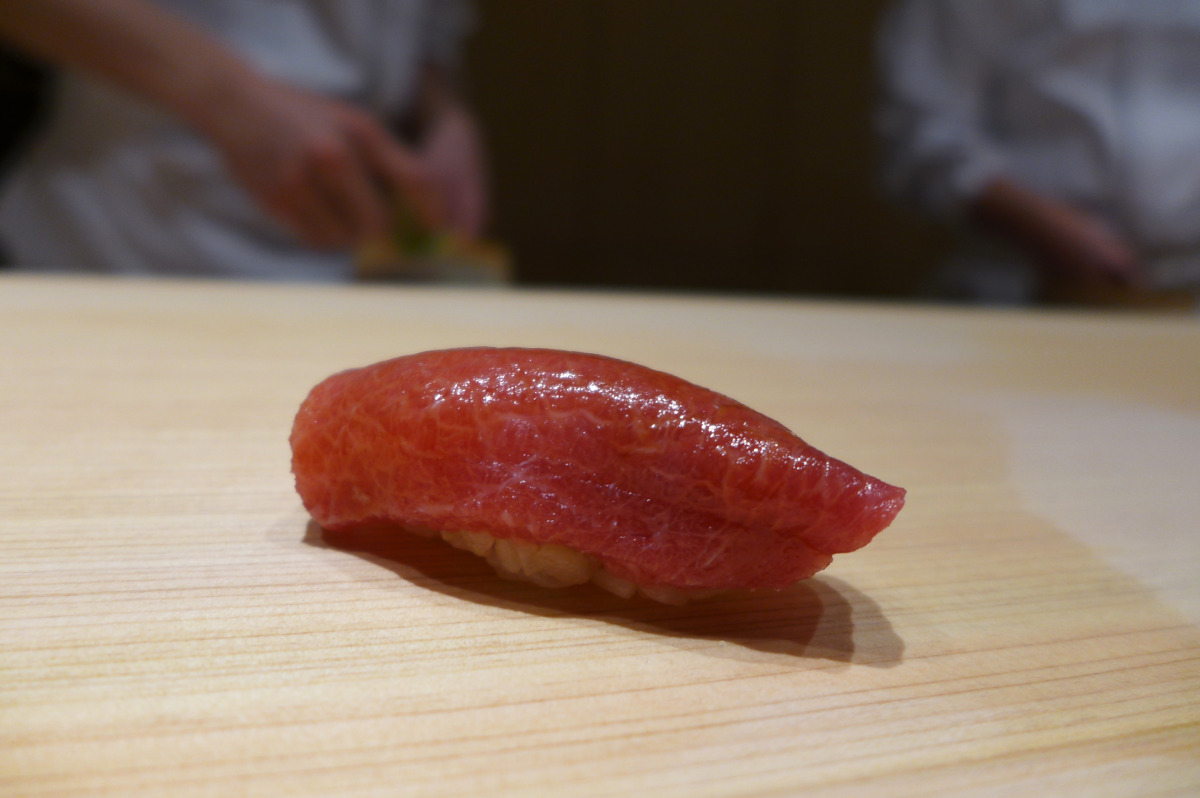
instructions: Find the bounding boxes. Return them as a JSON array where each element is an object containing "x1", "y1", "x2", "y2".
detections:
[{"x1": 305, "y1": 521, "x2": 904, "y2": 667}]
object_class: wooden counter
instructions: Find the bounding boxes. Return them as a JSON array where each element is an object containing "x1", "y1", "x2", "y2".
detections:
[{"x1": 2, "y1": 274, "x2": 1197, "y2": 796}]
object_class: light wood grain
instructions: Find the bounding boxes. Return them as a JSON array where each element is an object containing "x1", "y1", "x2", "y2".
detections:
[{"x1": 1, "y1": 274, "x2": 1198, "y2": 797}]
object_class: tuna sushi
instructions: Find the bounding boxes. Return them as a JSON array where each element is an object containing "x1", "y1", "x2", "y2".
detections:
[{"x1": 291, "y1": 347, "x2": 904, "y2": 603}]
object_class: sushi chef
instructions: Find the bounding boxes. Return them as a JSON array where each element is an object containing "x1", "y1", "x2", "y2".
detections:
[
  {"x1": 876, "y1": 0, "x2": 1200, "y2": 306},
  {"x1": 0, "y1": 0, "x2": 486, "y2": 280}
]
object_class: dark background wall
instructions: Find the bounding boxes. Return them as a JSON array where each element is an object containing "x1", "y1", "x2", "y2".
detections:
[{"x1": 464, "y1": 0, "x2": 951, "y2": 297}]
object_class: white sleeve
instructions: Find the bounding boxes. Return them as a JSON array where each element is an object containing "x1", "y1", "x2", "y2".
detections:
[{"x1": 874, "y1": 0, "x2": 1010, "y2": 218}]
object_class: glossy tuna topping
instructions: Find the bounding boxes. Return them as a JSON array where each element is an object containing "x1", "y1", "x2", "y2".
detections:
[{"x1": 291, "y1": 347, "x2": 904, "y2": 598}]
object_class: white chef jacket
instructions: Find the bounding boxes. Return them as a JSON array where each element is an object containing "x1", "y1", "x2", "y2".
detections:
[
  {"x1": 0, "y1": 0, "x2": 471, "y2": 280},
  {"x1": 876, "y1": 0, "x2": 1200, "y2": 299}
]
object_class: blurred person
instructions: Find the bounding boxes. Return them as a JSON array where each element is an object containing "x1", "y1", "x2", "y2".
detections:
[
  {"x1": 876, "y1": 0, "x2": 1200, "y2": 307},
  {"x1": 0, "y1": 0, "x2": 488, "y2": 280}
]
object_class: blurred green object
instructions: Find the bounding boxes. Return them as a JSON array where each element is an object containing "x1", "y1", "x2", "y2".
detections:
[
  {"x1": 357, "y1": 197, "x2": 511, "y2": 284},
  {"x1": 391, "y1": 199, "x2": 445, "y2": 257}
]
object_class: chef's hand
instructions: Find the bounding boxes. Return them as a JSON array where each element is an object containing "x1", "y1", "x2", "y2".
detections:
[
  {"x1": 203, "y1": 77, "x2": 445, "y2": 250},
  {"x1": 0, "y1": 0, "x2": 449, "y2": 251},
  {"x1": 414, "y1": 99, "x2": 489, "y2": 241},
  {"x1": 971, "y1": 179, "x2": 1145, "y2": 292},
  {"x1": 1029, "y1": 202, "x2": 1143, "y2": 290}
]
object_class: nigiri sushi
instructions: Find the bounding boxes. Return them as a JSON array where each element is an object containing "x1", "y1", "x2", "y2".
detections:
[{"x1": 291, "y1": 347, "x2": 904, "y2": 603}]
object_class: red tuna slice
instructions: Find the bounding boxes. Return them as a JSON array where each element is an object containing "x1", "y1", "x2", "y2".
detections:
[{"x1": 291, "y1": 347, "x2": 904, "y2": 595}]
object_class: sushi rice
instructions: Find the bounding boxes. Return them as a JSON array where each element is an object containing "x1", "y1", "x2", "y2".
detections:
[{"x1": 438, "y1": 529, "x2": 717, "y2": 605}]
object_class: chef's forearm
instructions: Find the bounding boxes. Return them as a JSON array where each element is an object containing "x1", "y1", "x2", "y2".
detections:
[
  {"x1": 970, "y1": 179, "x2": 1060, "y2": 250},
  {"x1": 0, "y1": 0, "x2": 259, "y2": 135},
  {"x1": 971, "y1": 178, "x2": 1141, "y2": 285},
  {"x1": 970, "y1": 178, "x2": 1115, "y2": 261}
]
